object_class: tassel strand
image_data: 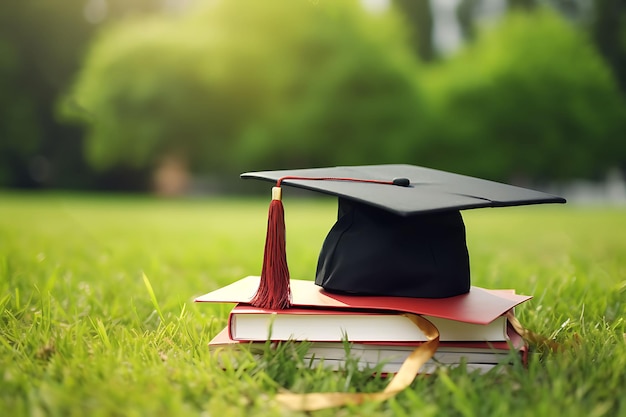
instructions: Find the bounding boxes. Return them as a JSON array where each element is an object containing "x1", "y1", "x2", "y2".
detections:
[{"x1": 250, "y1": 187, "x2": 291, "y2": 309}]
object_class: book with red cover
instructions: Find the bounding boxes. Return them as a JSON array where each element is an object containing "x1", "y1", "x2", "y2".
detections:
[
  {"x1": 208, "y1": 325, "x2": 528, "y2": 374},
  {"x1": 209, "y1": 325, "x2": 526, "y2": 355},
  {"x1": 227, "y1": 304, "x2": 511, "y2": 342},
  {"x1": 195, "y1": 276, "x2": 531, "y2": 325}
]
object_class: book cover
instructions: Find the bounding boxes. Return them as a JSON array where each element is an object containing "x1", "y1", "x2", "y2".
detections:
[{"x1": 195, "y1": 276, "x2": 531, "y2": 325}]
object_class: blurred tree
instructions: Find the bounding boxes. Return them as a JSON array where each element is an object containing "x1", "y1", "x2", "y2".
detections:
[
  {"x1": 63, "y1": 0, "x2": 426, "y2": 187},
  {"x1": 0, "y1": 0, "x2": 176, "y2": 189},
  {"x1": 392, "y1": 0, "x2": 435, "y2": 61},
  {"x1": 0, "y1": 34, "x2": 41, "y2": 186},
  {"x1": 415, "y1": 9, "x2": 626, "y2": 182},
  {"x1": 233, "y1": 1, "x2": 426, "y2": 169},
  {"x1": 456, "y1": 0, "x2": 480, "y2": 42},
  {"x1": 507, "y1": 0, "x2": 536, "y2": 10},
  {"x1": 590, "y1": 0, "x2": 626, "y2": 94},
  {"x1": 0, "y1": 1, "x2": 92, "y2": 187},
  {"x1": 456, "y1": 0, "x2": 626, "y2": 96}
]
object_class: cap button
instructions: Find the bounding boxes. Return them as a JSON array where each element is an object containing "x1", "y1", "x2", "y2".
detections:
[{"x1": 392, "y1": 177, "x2": 411, "y2": 187}]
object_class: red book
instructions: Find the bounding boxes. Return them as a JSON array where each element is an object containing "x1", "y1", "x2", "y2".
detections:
[
  {"x1": 195, "y1": 276, "x2": 531, "y2": 325},
  {"x1": 208, "y1": 325, "x2": 528, "y2": 374}
]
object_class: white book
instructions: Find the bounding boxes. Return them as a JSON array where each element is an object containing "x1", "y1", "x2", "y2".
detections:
[{"x1": 229, "y1": 305, "x2": 510, "y2": 342}]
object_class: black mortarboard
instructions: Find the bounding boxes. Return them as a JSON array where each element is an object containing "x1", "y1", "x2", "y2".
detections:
[{"x1": 242, "y1": 164, "x2": 565, "y2": 309}]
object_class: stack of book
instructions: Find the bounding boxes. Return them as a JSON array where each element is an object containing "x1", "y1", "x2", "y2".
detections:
[{"x1": 196, "y1": 276, "x2": 530, "y2": 374}]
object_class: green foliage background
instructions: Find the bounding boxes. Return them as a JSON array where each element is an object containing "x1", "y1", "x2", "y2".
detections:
[
  {"x1": 1, "y1": 0, "x2": 625, "y2": 189},
  {"x1": 63, "y1": 1, "x2": 625, "y2": 183}
]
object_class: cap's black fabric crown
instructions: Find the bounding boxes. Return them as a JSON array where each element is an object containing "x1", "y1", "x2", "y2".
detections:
[{"x1": 315, "y1": 199, "x2": 470, "y2": 298}]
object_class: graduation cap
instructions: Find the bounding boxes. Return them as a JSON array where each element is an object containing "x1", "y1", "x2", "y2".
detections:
[{"x1": 242, "y1": 164, "x2": 566, "y2": 310}]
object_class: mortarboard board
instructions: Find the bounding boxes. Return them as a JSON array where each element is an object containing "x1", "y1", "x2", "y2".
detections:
[{"x1": 242, "y1": 164, "x2": 566, "y2": 309}]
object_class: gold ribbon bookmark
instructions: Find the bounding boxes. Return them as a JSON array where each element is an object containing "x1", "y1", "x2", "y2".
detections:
[
  {"x1": 506, "y1": 311, "x2": 561, "y2": 351},
  {"x1": 275, "y1": 314, "x2": 440, "y2": 411}
]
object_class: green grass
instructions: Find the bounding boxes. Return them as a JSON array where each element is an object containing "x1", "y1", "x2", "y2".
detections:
[{"x1": 1, "y1": 191, "x2": 624, "y2": 417}]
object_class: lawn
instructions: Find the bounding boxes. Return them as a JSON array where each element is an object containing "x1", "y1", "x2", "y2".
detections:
[{"x1": 1, "y1": 191, "x2": 624, "y2": 416}]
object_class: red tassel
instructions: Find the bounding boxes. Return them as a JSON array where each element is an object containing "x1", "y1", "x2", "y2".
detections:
[{"x1": 250, "y1": 186, "x2": 291, "y2": 309}]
